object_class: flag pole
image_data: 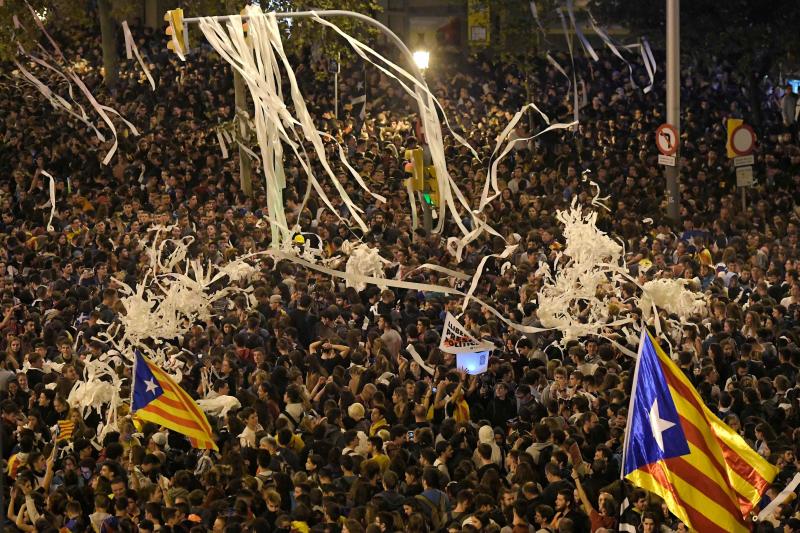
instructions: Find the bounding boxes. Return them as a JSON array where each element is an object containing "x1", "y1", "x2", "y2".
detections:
[
  {"x1": 620, "y1": 325, "x2": 647, "y2": 480},
  {"x1": 618, "y1": 326, "x2": 646, "y2": 530},
  {"x1": 130, "y1": 350, "x2": 139, "y2": 411}
]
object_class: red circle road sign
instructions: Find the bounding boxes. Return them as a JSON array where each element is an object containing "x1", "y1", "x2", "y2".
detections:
[
  {"x1": 730, "y1": 124, "x2": 756, "y2": 155},
  {"x1": 655, "y1": 123, "x2": 678, "y2": 156}
]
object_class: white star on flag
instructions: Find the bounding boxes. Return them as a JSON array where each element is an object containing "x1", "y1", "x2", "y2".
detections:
[
  {"x1": 649, "y1": 398, "x2": 675, "y2": 452},
  {"x1": 144, "y1": 378, "x2": 159, "y2": 395}
]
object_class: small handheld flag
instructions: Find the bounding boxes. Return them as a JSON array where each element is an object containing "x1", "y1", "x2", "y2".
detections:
[
  {"x1": 132, "y1": 351, "x2": 217, "y2": 451},
  {"x1": 622, "y1": 330, "x2": 777, "y2": 532},
  {"x1": 56, "y1": 420, "x2": 75, "y2": 442}
]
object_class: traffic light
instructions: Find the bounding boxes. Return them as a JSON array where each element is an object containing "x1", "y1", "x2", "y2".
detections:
[
  {"x1": 424, "y1": 165, "x2": 439, "y2": 208},
  {"x1": 242, "y1": 7, "x2": 250, "y2": 34},
  {"x1": 164, "y1": 9, "x2": 187, "y2": 59},
  {"x1": 404, "y1": 148, "x2": 425, "y2": 191}
]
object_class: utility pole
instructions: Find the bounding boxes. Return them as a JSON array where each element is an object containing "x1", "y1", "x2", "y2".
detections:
[
  {"x1": 333, "y1": 52, "x2": 340, "y2": 119},
  {"x1": 234, "y1": 71, "x2": 254, "y2": 197},
  {"x1": 665, "y1": 0, "x2": 680, "y2": 222}
]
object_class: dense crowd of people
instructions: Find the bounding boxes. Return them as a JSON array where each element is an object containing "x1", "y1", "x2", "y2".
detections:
[{"x1": 3, "y1": 10, "x2": 800, "y2": 533}]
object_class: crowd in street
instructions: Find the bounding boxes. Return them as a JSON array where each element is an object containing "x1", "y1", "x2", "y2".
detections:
[{"x1": 3, "y1": 14, "x2": 800, "y2": 533}]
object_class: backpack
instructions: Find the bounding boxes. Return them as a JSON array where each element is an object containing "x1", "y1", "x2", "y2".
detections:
[
  {"x1": 280, "y1": 408, "x2": 304, "y2": 430},
  {"x1": 416, "y1": 491, "x2": 448, "y2": 531}
]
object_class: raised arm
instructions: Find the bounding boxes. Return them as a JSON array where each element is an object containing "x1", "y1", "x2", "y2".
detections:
[
  {"x1": 42, "y1": 443, "x2": 57, "y2": 493},
  {"x1": 572, "y1": 467, "x2": 596, "y2": 515}
]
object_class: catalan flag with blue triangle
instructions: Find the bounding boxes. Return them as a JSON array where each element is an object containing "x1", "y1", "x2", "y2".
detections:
[
  {"x1": 132, "y1": 351, "x2": 217, "y2": 451},
  {"x1": 622, "y1": 330, "x2": 777, "y2": 532}
]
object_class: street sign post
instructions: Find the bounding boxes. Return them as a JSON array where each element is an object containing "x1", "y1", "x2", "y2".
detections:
[
  {"x1": 726, "y1": 120, "x2": 756, "y2": 211},
  {"x1": 736, "y1": 166, "x2": 754, "y2": 187}
]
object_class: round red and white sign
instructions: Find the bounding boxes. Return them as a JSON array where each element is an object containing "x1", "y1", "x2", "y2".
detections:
[
  {"x1": 655, "y1": 123, "x2": 678, "y2": 156},
  {"x1": 730, "y1": 124, "x2": 756, "y2": 155}
]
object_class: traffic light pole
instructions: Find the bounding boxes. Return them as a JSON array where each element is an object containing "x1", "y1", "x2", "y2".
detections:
[{"x1": 421, "y1": 145, "x2": 433, "y2": 234}]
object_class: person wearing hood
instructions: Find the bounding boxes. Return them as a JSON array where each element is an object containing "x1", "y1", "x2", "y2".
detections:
[{"x1": 472, "y1": 425, "x2": 502, "y2": 468}]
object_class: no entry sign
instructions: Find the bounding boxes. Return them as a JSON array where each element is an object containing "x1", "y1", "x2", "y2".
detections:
[{"x1": 730, "y1": 124, "x2": 756, "y2": 156}]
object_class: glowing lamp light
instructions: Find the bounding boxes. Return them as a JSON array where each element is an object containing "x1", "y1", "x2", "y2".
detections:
[
  {"x1": 413, "y1": 50, "x2": 430, "y2": 70},
  {"x1": 456, "y1": 351, "x2": 489, "y2": 376}
]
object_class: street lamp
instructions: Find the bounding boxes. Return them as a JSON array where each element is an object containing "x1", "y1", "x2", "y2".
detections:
[{"x1": 413, "y1": 50, "x2": 430, "y2": 71}]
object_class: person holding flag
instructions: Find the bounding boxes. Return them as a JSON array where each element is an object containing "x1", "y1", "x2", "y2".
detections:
[
  {"x1": 623, "y1": 329, "x2": 780, "y2": 532},
  {"x1": 131, "y1": 351, "x2": 218, "y2": 452}
]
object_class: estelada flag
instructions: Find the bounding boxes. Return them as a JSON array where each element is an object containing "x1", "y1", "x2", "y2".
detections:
[
  {"x1": 622, "y1": 330, "x2": 777, "y2": 532},
  {"x1": 131, "y1": 351, "x2": 217, "y2": 451}
]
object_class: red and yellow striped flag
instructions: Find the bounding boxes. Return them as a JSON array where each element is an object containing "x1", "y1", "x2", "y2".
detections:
[
  {"x1": 56, "y1": 420, "x2": 75, "y2": 442},
  {"x1": 623, "y1": 331, "x2": 778, "y2": 532},
  {"x1": 131, "y1": 351, "x2": 217, "y2": 451}
]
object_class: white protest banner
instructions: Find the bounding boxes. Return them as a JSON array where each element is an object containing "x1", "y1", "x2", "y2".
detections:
[{"x1": 439, "y1": 312, "x2": 496, "y2": 354}]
